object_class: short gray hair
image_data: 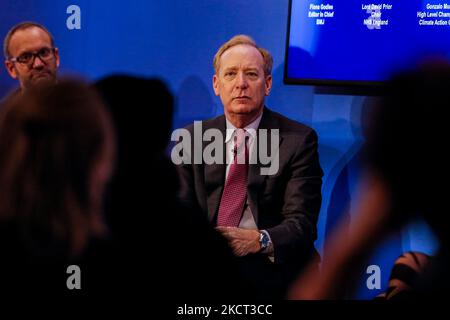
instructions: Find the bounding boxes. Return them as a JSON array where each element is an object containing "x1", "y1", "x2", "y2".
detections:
[{"x1": 213, "y1": 34, "x2": 273, "y2": 76}]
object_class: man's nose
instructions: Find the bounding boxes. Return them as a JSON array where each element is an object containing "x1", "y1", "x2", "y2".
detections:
[
  {"x1": 31, "y1": 55, "x2": 45, "y2": 68},
  {"x1": 235, "y1": 72, "x2": 248, "y2": 89}
]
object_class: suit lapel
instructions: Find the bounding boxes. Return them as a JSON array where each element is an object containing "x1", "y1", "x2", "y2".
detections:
[
  {"x1": 202, "y1": 108, "x2": 284, "y2": 225},
  {"x1": 247, "y1": 108, "x2": 284, "y2": 225},
  {"x1": 204, "y1": 116, "x2": 226, "y2": 223}
]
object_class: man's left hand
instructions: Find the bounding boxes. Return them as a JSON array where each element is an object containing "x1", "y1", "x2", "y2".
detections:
[{"x1": 215, "y1": 227, "x2": 260, "y2": 257}]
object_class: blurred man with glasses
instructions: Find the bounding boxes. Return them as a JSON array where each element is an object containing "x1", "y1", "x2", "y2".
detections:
[{"x1": 3, "y1": 22, "x2": 59, "y2": 91}]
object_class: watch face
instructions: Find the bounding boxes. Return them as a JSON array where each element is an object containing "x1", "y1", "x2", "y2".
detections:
[{"x1": 260, "y1": 232, "x2": 269, "y2": 248}]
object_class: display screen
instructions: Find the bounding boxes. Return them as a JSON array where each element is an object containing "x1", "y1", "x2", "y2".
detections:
[{"x1": 285, "y1": 0, "x2": 450, "y2": 86}]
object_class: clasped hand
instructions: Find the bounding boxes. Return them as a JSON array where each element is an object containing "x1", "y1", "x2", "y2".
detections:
[{"x1": 215, "y1": 226, "x2": 260, "y2": 257}]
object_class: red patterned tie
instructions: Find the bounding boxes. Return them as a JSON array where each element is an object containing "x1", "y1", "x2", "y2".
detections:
[{"x1": 216, "y1": 129, "x2": 248, "y2": 227}]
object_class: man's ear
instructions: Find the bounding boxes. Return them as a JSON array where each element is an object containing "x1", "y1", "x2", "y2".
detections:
[
  {"x1": 212, "y1": 74, "x2": 220, "y2": 96},
  {"x1": 5, "y1": 60, "x2": 17, "y2": 79},
  {"x1": 265, "y1": 74, "x2": 272, "y2": 96},
  {"x1": 54, "y1": 47, "x2": 60, "y2": 68}
]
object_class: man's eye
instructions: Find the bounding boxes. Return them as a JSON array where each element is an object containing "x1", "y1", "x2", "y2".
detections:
[
  {"x1": 247, "y1": 72, "x2": 258, "y2": 77},
  {"x1": 17, "y1": 53, "x2": 32, "y2": 63},
  {"x1": 225, "y1": 71, "x2": 236, "y2": 77},
  {"x1": 38, "y1": 48, "x2": 51, "y2": 57}
]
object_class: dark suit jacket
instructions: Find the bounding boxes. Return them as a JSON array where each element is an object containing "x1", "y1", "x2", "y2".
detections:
[{"x1": 176, "y1": 107, "x2": 323, "y2": 294}]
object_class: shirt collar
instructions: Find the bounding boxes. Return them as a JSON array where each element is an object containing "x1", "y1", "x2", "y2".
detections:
[{"x1": 225, "y1": 110, "x2": 263, "y2": 143}]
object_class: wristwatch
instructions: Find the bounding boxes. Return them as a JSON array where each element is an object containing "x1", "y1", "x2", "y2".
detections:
[{"x1": 259, "y1": 230, "x2": 270, "y2": 252}]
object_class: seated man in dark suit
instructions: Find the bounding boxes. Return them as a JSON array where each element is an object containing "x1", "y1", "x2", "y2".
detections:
[{"x1": 175, "y1": 34, "x2": 323, "y2": 298}]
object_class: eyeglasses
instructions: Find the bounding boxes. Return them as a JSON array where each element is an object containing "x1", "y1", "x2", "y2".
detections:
[{"x1": 9, "y1": 47, "x2": 56, "y2": 65}]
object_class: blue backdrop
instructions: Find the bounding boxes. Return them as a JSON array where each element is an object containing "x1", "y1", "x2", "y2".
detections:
[{"x1": 0, "y1": 0, "x2": 438, "y2": 299}]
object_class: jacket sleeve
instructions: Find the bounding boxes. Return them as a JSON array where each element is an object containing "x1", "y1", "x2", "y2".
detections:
[{"x1": 266, "y1": 129, "x2": 323, "y2": 265}]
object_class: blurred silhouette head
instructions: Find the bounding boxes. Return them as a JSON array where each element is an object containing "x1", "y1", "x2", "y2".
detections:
[
  {"x1": 94, "y1": 75, "x2": 176, "y2": 240},
  {"x1": 95, "y1": 75, "x2": 173, "y2": 166},
  {"x1": 0, "y1": 79, "x2": 115, "y2": 256},
  {"x1": 363, "y1": 62, "x2": 450, "y2": 242},
  {"x1": 4, "y1": 22, "x2": 59, "y2": 90}
]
